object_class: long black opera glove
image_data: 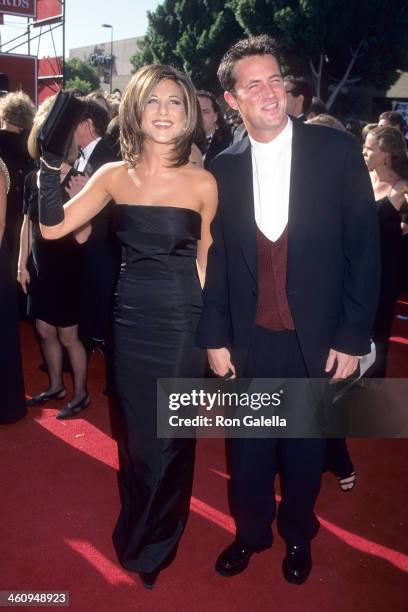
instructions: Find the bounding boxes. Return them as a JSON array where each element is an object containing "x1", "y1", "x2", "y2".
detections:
[{"x1": 39, "y1": 152, "x2": 65, "y2": 226}]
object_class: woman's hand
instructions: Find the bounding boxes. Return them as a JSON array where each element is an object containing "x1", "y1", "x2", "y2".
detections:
[
  {"x1": 66, "y1": 174, "x2": 89, "y2": 198},
  {"x1": 17, "y1": 267, "x2": 30, "y2": 294}
]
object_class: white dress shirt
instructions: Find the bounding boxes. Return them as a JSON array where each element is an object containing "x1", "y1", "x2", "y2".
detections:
[
  {"x1": 249, "y1": 118, "x2": 293, "y2": 242},
  {"x1": 75, "y1": 137, "x2": 101, "y2": 173}
]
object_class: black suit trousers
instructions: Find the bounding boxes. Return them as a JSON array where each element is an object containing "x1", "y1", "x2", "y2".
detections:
[{"x1": 229, "y1": 326, "x2": 326, "y2": 548}]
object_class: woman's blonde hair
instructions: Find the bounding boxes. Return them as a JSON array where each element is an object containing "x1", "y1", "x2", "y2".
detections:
[
  {"x1": 119, "y1": 64, "x2": 197, "y2": 168},
  {"x1": 0, "y1": 90, "x2": 35, "y2": 131},
  {"x1": 27, "y1": 96, "x2": 78, "y2": 163},
  {"x1": 27, "y1": 96, "x2": 54, "y2": 160}
]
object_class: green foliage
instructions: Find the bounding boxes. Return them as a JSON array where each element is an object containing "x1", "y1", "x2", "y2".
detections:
[
  {"x1": 233, "y1": 0, "x2": 408, "y2": 100},
  {"x1": 130, "y1": 0, "x2": 245, "y2": 92},
  {"x1": 130, "y1": 0, "x2": 408, "y2": 107},
  {"x1": 65, "y1": 58, "x2": 100, "y2": 92},
  {"x1": 65, "y1": 77, "x2": 94, "y2": 94}
]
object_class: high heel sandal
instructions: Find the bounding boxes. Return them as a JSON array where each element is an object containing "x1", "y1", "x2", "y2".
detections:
[
  {"x1": 138, "y1": 570, "x2": 160, "y2": 590},
  {"x1": 27, "y1": 387, "x2": 66, "y2": 406},
  {"x1": 56, "y1": 394, "x2": 90, "y2": 420},
  {"x1": 338, "y1": 471, "x2": 356, "y2": 492}
]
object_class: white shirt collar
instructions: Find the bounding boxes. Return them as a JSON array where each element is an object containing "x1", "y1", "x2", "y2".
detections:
[
  {"x1": 81, "y1": 137, "x2": 101, "y2": 162},
  {"x1": 249, "y1": 117, "x2": 293, "y2": 242},
  {"x1": 249, "y1": 117, "x2": 292, "y2": 153}
]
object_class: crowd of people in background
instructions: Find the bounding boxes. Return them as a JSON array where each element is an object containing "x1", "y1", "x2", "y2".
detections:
[
  {"x1": 0, "y1": 32, "x2": 407, "y2": 590},
  {"x1": 1, "y1": 75, "x2": 407, "y2": 425},
  {"x1": 0, "y1": 73, "x2": 407, "y2": 426}
]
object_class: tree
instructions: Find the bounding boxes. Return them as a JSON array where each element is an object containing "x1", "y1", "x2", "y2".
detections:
[
  {"x1": 130, "y1": 0, "x2": 244, "y2": 92},
  {"x1": 231, "y1": 0, "x2": 408, "y2": 109},
  {"x1": 65, "y1": 58, "x2": 100, "y2": 93}
]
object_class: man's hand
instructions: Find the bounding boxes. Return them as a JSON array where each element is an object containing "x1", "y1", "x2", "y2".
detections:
[
  {"x1": 325, "y1": 348, "x2": 359, "y2": 380},
  {"x1": 17, "y1": 267, "x2": 30, "y2": 294},
  {"x1": 66, "y1": 174, "x2": 89, "y2": 198},
  {"x1": 208, "y1": 347, "x2": 236, "y2": 378}
]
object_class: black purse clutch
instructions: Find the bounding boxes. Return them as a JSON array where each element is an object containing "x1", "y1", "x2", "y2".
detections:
[{"x1": 38, "y1": 90, "x2": 85, "y2": 159}]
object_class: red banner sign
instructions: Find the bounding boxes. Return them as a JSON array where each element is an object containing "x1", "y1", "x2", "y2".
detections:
[
  {"x1": 0, "y1": 0, "x2": 36, "y2": 19},
  {"x1": 0, "y1": 53, "x2": 37, "y2": 105},
  {"x1": 34, "y1": 0, "x2": 61, "y2": 25}
]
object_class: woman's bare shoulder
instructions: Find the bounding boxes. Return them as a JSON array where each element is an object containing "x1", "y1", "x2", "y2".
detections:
[
  {"x1": 389, "y1": 179, "x2": 407, "y2": 210},
  {"x1": 91, "y1": 161, "x2": 127, "y2": 188},
  {"x1": 183, "y1": 165, "x2": 217, "y2": 192},
  {"x1": 95, "y1": 160, "x2": 127, "y2": 177}
]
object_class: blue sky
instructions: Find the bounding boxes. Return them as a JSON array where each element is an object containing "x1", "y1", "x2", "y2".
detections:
[{"x1": 0, "y1": 0, "x2": 161, "y2": 57}]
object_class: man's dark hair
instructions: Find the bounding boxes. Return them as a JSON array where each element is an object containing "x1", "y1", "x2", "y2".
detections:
[
  {"x1": 379, "y1": 110, "x2": 405, "y2": 133},
  {"x1": 284, "y1": 75, "x2": 313, "y2": 115},
  {"x1": 217, "y1": 34, "x2": 281, "y2": 92},
  {"x1": 197, "y1": 89, "x2": 231, "y2": 141},
  {"x1": 307, "y1": 97, "x2": 327, "y2": 118},
  {"x1": 80, "y1": 97, "x2": 110, "y2": 137}
]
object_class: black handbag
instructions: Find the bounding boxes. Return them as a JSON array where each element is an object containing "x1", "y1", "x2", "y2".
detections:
[{"x1": 38, "y1": 90, "x2": 85, "y2": 159}]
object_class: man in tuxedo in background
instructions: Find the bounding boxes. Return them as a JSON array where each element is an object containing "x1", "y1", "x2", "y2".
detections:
[
  {"x1": 73, "y1": 99, "x2": 118, "y2": 360},
  {"x1": 197, "y1": 35, "x2": 380, "y2": 584},
  {"x1": 197, "y1": 90, "x2": 232, "y2": 169},
  {"x1": 283, "y1": 75, "x2": 313, "y2": 121}
]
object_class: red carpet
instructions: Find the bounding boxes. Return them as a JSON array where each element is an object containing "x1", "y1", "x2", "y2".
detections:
[{"x1": 1, "y1": 302, "x2": 408, "y2": 611}]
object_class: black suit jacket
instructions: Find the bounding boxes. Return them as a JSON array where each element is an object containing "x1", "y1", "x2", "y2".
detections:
[
  {"x1": 83, "y1": 139, "x2": 117, "y2": 245},
  {"x1": 196, "y1": 119, "x2": 381, "y2": 376},
  {"x1": 204, "y1": 130, "x2": 232, "y2": 170}
]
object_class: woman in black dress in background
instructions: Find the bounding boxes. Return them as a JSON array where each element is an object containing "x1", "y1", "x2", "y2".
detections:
[
  {"x1": 38, "y1": 66, "x2": 217, "y2": 588},
  {"x1": 363, "y1": 126, "x2": 408, "y2": 376},
  {"x1": 0, "y1": 157, "x2": 27, "y2": 424},
  {"x1": 18, "y1": 98, "x2": 89, "y2": 420}
]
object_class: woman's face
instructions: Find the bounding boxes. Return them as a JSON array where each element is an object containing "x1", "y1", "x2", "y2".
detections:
[
  {"x1": 363, "y1": 133, "x2": 388, "y2": 171},
  {"x1": 141, "y1": 78, "x2": 187, "y2": 144}
]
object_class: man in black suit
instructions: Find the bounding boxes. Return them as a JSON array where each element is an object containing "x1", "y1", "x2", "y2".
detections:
[
  {"x1": 73, "y1": 99, "x2": 118, "y2": 356},
  {"x1": 197, "y1": 90, "x2": 232, "y2": 169},
  {"x1": 197, "y1": 35, "x2": 380, "y2": 584},
  {"x1": 283, "y1": 75, "x2": 313, "y2": 122}
]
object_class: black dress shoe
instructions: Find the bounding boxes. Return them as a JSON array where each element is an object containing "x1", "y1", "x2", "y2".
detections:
[
  {"x1": 139, "y1": 570, "x2": 159, "y2": 589},
  {"x1": 282, "y1": 543, "x2": 312, "y2": 585},
  {"x1": 56, "y1": 395, "x2": 90, "y2": 420},
  {"x1": 27, "y1": 387, "x2": 66, "y2": 406},
  {"x1": 215, "y1": 542, "x2": 256, "y2": 577}
]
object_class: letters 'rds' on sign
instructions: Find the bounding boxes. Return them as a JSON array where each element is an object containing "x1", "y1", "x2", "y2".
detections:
[{"x1": 0, "y1": 0, "x2": 36, "y2": 19}]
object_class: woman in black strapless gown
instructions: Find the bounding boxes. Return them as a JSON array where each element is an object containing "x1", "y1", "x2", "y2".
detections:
[
  {"x1": 112, "y1": 204, "x2": 205, "y2": 575},
  {"x1": 38, "y1": 66, "x2": 218, "y2": 588},
  {"x1": 363, "y1": 126, "x2": 408, "y2": 376}
]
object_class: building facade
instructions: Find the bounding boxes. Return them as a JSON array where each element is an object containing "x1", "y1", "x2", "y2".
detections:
[{"x1": 69, "y1": 36, "x2": 143, "y2": 95}]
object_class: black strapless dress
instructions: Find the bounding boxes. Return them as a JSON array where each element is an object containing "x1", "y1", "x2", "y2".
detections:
[
  {"x1": 371, "y1": 197, "x2": 402, "y2": 376},
  {"x1": 112, "y1": 205, "x2": 206, "y2": 573}
]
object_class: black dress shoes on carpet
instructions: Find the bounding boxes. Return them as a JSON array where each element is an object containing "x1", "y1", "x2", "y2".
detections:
[
  {"x1": 56, "y1": 395, "x2": 90, "y2": 420},
  {"x1": 215, "y1": 542, "x2": 256, "y2": 577},
  {"x1": 282, "y1": 543, "x2": 312, "y2": 585},
  {"x1": 27, "y1": 387, "x2": 66, "y2": 406}
]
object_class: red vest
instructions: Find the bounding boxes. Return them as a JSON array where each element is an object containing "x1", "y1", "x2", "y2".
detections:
[{"x1": 255, "y1": 226, "x2": 295, "y2": 331}]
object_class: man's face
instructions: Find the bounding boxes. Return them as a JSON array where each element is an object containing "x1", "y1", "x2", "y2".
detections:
[
  {"x1": 284, "y1": 81, "x2": 303, "y2": 117},
  {"x1": 74, "y1": 119, "x2": 94, "y2": 148},
  {"x1": 198, "y1": 96, "x2": 218, "y2": 137},
  {"x1": 379, "y1": 117, "x2": 402, "y2": 133},
  {"x1": 224, "y1": 54, "x2": 287, "y2": 143}
]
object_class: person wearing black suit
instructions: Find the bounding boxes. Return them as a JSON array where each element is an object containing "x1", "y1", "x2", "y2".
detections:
[
  {"x1": 283, "y1": 75, "x2": 313, "y2": 122},
  {"x1": 196, "y1": 35, "x2": 380, "y2": 585},
  {"x1": 73, "y1": 99, "x2": 119, "y2": 357},
  {"x1": 197, "y1": 91, "x2": 232, "y2": 170}
]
